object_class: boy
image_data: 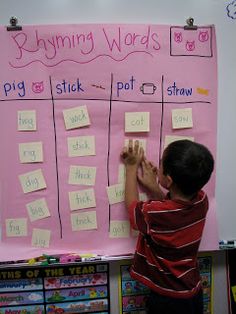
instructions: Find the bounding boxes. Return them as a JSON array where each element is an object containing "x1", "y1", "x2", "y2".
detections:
[{"x1": 121, "y1": 139, "x2": 214, "y2": 314}]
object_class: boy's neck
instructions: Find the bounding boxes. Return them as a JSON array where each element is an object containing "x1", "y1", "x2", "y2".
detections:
[{"x1": 169, "y1": 187, "x2": 197, "y2": 202}]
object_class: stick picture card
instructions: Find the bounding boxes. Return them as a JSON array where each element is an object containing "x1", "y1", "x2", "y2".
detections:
[
  {"x1": 19, "y1": 141, "x2": 43, "y2": 163},
  {"x1": 71, "y1": 211, "x2": 97, "y2": 231},
  {"x1": 171, "y1": 108, "x2": 193, "y2": 129},
  {"x1": 69, "y1": 188, "x2": 96, "y2": 211},
  {"x1": 17, "y1": 110, "x2": 37, "y2": 131},
  {"x1": 125, "y1": 112, "x2": 150, "y2": 133},
  {"x1": 68, "y1": 165, "x2": 96, "y2": 186},
  {"x1": 32, "y1": 228, "x2": 51, "y2": 248},
  {"x1": 6, "y1": 218, "x2": 27, "y2": 237},
  {"x1": 63, "y1": 105, "x2": 90, "y2": 130},
  {"x1": 26, "y1": 198, "x2": 51, "y2": 222},
  {"x1": 19, "y1": 169, "x2": 47, "y2": 194},
  {"x1": 67, "y1": 136, "x2": 95, "y2": 157}
]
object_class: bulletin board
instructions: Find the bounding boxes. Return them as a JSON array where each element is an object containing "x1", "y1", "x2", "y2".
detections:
[
  {"x1": 0, "y1": 262, "x2": 110, "y2": 313},
  {"x1": 0, "y1": 22, "x2": 219, "y2": 262},
  {"x1": 119, "y1": 254, "x2": 213, "y2": 314}
]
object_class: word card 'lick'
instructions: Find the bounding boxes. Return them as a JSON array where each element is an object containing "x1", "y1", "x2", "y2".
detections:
[{"x1": 107, "y1": 183, "x2": 125, "y2": 205}]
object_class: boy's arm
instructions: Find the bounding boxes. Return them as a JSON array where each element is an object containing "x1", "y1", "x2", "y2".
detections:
[
  {"x1": 124, "y1": 165, "x2": 139, "y2": 208},
  {"x1": 121, "y1": 140, "x2": 144, "y2": 209},
  {"x1": 147, "y1": 182, "x2": 165, "y2": 200}
]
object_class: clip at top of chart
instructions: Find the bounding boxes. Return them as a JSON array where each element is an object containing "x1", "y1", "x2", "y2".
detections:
[
  {"x1": 6, "y1": 16, "x2": 22, "y2": 31},
  {"x1": 184, "y1": 17, "x2": 198, "y2": 30}
]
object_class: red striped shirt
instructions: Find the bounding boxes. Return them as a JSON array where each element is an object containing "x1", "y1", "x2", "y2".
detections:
[{"x1": 128, "y1": 190, "x2": 208, "y2": 298}]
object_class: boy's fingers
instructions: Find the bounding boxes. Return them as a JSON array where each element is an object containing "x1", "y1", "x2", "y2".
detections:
[
  {"x1": 139, "y1": 146, "x2": 144, "y2": 159},
  {"x1": 121, "y1": 147, "x2": 128, "y2": 158},
  {"x1": 141, "y1": 160, "x2": 150, "y2": 173},
  {"x1": 137, "y1": 173, "x2": 144, "y2": 183},
  {"x1": 128, "y1": 139, "x2": 133, "y2": 152},
  {"x1": 143, "y1": 158, "x2": 152, "y2": 169},
  {"x1": 134, "y1": 140, "x2": 139, "y2": 153},
  {"x1": 152, "y1": 167, "x2": 158, "y2": 175},
  {"x1": 149, "y1": 161, "x2": 156, "y2": 168},
  {"x1": 143, "y1": 157, "x2": 148, "y2": 165}
]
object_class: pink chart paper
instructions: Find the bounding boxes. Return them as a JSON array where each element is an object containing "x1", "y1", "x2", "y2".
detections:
[{"x1": 0, "y1": 24, "x2": 219, "y2": 261}]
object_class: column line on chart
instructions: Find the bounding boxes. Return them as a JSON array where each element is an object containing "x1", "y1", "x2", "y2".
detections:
[
  {"x1": 107, "y1": 73, "x2": 113, "y2": 231},
  {"x1": 159, "y1": 75, "x2": 165, "y2": 167},
  {"x1": 49, "y1": 76, "x2": 63, "y2": 238}
]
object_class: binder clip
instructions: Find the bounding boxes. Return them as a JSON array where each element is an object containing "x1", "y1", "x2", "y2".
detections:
[
  {"x1": 7, "y1": 16, "x2": 22, "y2": 31},
  {"x1": 184, "y1": 17, "x2": 198, "y2": 30}
]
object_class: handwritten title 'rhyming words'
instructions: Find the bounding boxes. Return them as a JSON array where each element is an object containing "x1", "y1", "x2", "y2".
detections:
[{"x1": 9, "y1": 26, "x2": 161, "y2": 68}]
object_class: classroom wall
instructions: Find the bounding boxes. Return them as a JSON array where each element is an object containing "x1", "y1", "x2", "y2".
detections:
[{"x1": 0, "y1": 1, "x2": 233, "y2": 313}]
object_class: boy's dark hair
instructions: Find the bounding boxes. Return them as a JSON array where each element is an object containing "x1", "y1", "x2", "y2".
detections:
[{"x1": 162, "y1": 140, "x2": 214, "y2": 196}]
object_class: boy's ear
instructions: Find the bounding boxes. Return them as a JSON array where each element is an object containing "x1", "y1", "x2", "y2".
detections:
[{"x1": 166, "y1": 175, "x2": 173, "y2": 189}]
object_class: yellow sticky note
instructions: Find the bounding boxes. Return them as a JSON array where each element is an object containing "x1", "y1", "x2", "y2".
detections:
[
  {"x1": 124, "y1": 138, "x2": 147, "y2": 152},
  {"x1": 32, "y1": 228, "x2": 51, "y2": 248},
  {"x1": 231, "y1": 286, "x2": 236, "y2": 303},
  {"x1": 63, "y1": 105, "x2": 90, "y2": 130},
  {"x1": 69, "y1": 165, "x2": 96, "y2": 186},
  {"x1": 164, "y1": 135, "x2": 194, "y2": 149},
  {"x1": 6, "y1": 218, "x2": 27, "y2": 237},
  {"x1": 18, "y1": 110, "x2": 36, "y2": 131},
  {"x1": 125, "y1": 112, "x2": 150, "y2": 133},
  {"x1": 71, "y1": 211, "x2": 97, "y2": 231},
  {"x1": 172, "y1": 108, "x2": 193, "y2": 129},
  {"x1": 106, "y1": 184, "x2": 125, "y2": 205},
  {"x1": 19, "y1": 169, "x2": 47, "y2": 194},
  {"x1": 67, "y1": 136, "x2": 95, "y2": 157},
  {"x1": 109, "y1": 221, "x2": 130, "y2": 238},
  {"x1": 26, "y1": 198, "x2": 51, "y2": 222},
  {"x1": 69, "y1": 188, "x2": 96, "y2": 211},
  {"x1": 19, "y1": 141, "x2": 43, "y2": 163}
]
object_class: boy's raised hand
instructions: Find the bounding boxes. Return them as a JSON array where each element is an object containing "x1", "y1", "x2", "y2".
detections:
[
  {"x1": 138, "y1": 158, "x2": 158, "y2": 191},
  {"x1": 121, "y1": 139, "x2": 144, "y2": 167}
]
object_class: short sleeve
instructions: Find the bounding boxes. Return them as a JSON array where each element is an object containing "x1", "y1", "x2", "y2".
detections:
[{"x1": 128, "y1": 200, "x2": 148, "y2": 234}]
